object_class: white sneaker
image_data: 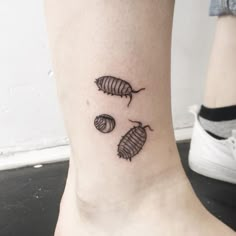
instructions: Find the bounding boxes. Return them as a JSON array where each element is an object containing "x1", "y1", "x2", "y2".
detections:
[{"x1": 188, "y1": 105, "x2": 236, "y2": 184}]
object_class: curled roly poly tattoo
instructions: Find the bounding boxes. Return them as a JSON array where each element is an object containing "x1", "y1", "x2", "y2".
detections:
[
  {"x1": 117, "y1": 120, "x2": 153, "y2": 161},
  {"x1": 94, "y1": 114, "x2": 116, "y2": 133},
  {"x1": 95, "y1": 76, "x2": 145, "y2": 107}
]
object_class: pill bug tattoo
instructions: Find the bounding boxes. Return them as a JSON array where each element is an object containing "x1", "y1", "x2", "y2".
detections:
[
  {"x1": 94, "y1": 114, "x2": 116, "y2": 133},
  {"x1": 117, "y1": 120, "x2": 153, "y2": 161},
  {"x1": 95, "y1": 76, "x2": 145, "y2": 107}
]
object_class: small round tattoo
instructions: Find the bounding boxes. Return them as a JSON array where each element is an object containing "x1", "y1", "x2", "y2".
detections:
[{"x1": 94, "y1": 114, "x2": 116, "y2": 133}]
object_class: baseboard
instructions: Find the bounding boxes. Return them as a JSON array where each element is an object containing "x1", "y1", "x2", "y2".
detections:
[
  {"x1": 0, "y1": 145, "x2": 70, "y2": 171},
  {"x1": 174, "y1": 127, "x2": 192, "y2": 141},
  {"x1": 0, "y1": 127, "x2": 192, "y2": 171}
]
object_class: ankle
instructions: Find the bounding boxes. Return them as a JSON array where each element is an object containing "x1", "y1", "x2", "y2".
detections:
[
  {"x1": 73, "y1": 155, "x2": 184, "y2": 210},
  {"x1": 73, "y1": 166, "x2": 186, "y2": 228}
]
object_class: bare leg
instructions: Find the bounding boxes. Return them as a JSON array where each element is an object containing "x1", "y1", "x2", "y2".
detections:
[
  {"x1": 204, "y1": 16, "x2": 236, "y2": 107},
  {"x1": 44, "y1": 0, "x2": 234, "y2": 235}
]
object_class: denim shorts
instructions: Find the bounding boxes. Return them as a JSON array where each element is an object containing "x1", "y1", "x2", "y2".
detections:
[{"x1": 210, "y1": 0, "x2": 236, "y2": 16}]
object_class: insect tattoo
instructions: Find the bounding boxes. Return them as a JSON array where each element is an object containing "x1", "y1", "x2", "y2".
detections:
[
  {"x1": 117, "y1": 120, "x2": 153, "y2": 161},
  {"x1": 94, "y1": 114, "x2": 116, "y2": 133},
  {"x1": 95, "y1": 76, "x2": 145, "y2": 107}
]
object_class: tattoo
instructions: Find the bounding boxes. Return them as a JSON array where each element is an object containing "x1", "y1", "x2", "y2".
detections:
[
  {"x1": 94, "y1": 114, "x2": 116, "y2": 133},
  {"x1": 95, "y1": 76, "x2": 145, "y2": 107},
  {"x1": 117, "y1": 120, "x2": 153, "y2": 161}
]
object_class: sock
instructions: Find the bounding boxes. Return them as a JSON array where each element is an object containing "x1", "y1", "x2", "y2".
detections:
[{"x1": 199, "y1": 105, "x2": 236, "y2": 139}]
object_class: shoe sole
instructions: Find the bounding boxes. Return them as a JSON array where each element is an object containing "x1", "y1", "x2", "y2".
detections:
[{"x1": 189, "y1": 151, "x2": 236, "y2": 184}]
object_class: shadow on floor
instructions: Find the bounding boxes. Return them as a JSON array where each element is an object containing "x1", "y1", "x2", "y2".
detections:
[{"x1": 0, "y1": 142, "x2": 235, "y2": 236}]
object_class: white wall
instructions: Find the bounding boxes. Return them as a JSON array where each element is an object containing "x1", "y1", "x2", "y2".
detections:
[
  {"x1": 0, "y1": 0, "x2": 67, "y2": 154},
  {"x1": 0, "y1": 0, "x2": 215, "y2": 161},
  {"x1": 172, "y1": 0, "x2": 215, "y2": 129}
]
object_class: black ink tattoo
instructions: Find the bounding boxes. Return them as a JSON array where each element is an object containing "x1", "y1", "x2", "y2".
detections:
[
  {"x1": 117, "y1": 120, "x2": 153, "y2": 161},
  {"x1": 94, "y1": 114, "x2": 116, "y2": 133},
  {"x1": 95, "y1": 76, "x2": 145, "y2": 107}
]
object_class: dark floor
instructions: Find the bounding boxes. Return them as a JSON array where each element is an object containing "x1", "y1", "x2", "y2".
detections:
[{"x1": 0, "y1": 142, "x2": 235, "y2": 236}]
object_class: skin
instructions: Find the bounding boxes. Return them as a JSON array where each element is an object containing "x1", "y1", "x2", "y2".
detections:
[
  {"x1": 204, "y1": 16, "x2": 236, "y2": 108},
  {"x1": 44, "y1": 0, "x2": 235, "y2": 235}
]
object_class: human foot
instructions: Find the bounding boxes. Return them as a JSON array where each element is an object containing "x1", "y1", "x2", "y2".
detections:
[{"x1": 54, "y1": 156, "x2": 234, "y2": 236}]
